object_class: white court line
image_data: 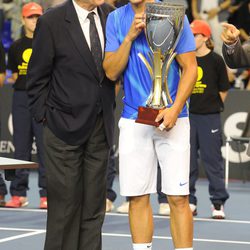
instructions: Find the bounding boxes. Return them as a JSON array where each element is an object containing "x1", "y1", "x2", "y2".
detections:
[
  {"x1": 0, "y1": 228, "x2": 45, "y2": 243},
  {"x1": 106, "y1": 212, "x2": 250, "y2": 224},
  {"x1": 0, "y1": 208, "x2": 47, "y2": 213},
  {"x1": 0, "y1": 227, "x2": 45, "y2": 232},
  {"x1": 1, "y1": 208, "x2": 250, "y2": 224},
  {"x1": 1, "y1": 227, "x2": 249, "y2": 246},
  {"x1": 103, "y1": 233, "x2": 250, "y2": 245}
]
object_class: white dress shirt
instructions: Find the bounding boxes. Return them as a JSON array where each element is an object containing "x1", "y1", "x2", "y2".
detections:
[{"x1": 73, "y1": 0, "x2": 104, "y2": 57}]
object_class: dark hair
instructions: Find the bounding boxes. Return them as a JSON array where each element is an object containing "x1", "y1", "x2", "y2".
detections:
[{"x1": 205, "y1": 38, "x2": 214, "y2": 51}]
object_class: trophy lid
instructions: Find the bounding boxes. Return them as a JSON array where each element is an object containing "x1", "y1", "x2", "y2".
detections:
[{"x1": 145, "y1": 2, "x2": 185, "y2": 57}]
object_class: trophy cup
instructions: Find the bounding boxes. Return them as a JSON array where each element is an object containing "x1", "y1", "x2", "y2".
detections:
[{"x1": 135, "y1": 2, "x2": 186, "y2": 126}]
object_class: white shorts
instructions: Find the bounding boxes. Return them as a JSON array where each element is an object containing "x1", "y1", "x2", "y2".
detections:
[{"x1": 118, "y1": 117, "x2": 190, "y2": 196}]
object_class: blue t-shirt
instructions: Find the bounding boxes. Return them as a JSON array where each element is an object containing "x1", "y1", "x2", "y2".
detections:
[{"x1": 105, "y1": 3, "x2": 195, "y2": 119}]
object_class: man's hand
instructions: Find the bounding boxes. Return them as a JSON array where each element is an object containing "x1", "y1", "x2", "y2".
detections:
[
  {"x1": 221, "y1": 23, "x2": 240, "y2": 45},
  {"x1": 155, "y1": 107, "x2": 179, "y2": 131},
  {"x1": 125, "y1": 14, "x2": 146, "y2": 42}
]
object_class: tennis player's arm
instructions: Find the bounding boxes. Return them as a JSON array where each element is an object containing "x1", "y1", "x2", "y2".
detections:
[
  {"x1": 103, "y1": 37, "x2": 133, "y2": 81},
  {"x1": 103, "y1": 14, "x2": 145, "y2": 81},
  {"x1": 172, "y1": 51, "x2": 197, "y2": 114}
]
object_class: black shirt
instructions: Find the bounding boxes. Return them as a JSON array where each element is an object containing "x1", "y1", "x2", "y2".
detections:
[
  {"x1": 0, "y1": 41, "x2": 6, "y2": 73},
  {"x1": 189, "y1": 51, "x2": 230, "y2": 114},
  {"x1": 7, "y1": 36, "x2": 32, "y2": 90}
]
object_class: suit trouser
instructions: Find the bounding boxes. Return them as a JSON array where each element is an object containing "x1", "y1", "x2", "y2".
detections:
[
  {"x1": 106, "y1": 147, "x2": 117, "y2": 202},
  {"x1": 43, "y1": 114, "x2": 110, "y2": 250},
  {"x1": 189, "y1": 113, "x2": 229, "y2": 206},
  {"x1": 10, "y1": 90, "x2": 46, "y2": 197}
]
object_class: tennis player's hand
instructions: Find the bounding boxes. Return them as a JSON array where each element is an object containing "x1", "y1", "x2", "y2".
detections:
[
  {"x1": 155, "y1": 107, "x2": 179, "y2": 131},
  {"x1": 126, "y1": 14, "x2": 146, "y2": 42}
]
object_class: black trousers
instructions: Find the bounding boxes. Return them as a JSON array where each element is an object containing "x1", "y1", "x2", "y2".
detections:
[
  {"x1": 106, "y1": 147, "x2": 117, "y2": 202},
  {"x1": 43, "y1": 114, "x2": 110, "y2": 250},
  {"x1": 10, "y1": 91, "x2": 46, "y2": 197},
  {"x1": 189, "y1": 113, "x2": 229, "y2": 206}
]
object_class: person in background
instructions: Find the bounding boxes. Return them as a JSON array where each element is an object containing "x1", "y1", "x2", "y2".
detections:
[
  {"x1": 103, "y1": 1, "x2": 197, "y2": 250},
  {"x1": 221, "y1": 22, "x2": 250, "y2": 160},
  {"x1": 227, "y1": 0, "x2": 250, "y2": 43},
  {"x1": 0, "y1": 40, "x2": 7, "y2": 207},
  {"x1": 4, "y1": 2, "x2": 47, "y2": 209},
  {"x1": 191, "y1": 0, "x2": 232, "y2": 55},
  {"x1": 26, "y1": 0, "x2": 115, "y2": 249},
  {"x1": 221, "y1": 23, "x2": 250, "y2": 68},
  {"x1": 189, "y1": 20, "x2": 230, "y2": 219}
]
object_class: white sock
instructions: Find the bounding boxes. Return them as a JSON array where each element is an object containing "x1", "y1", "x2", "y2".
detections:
[
  {"x1": 175, "y1": 248, "x2": 193, "y2": 250},
  {"x1": 133, "y1": 242, "x2": 152, "y2": 250}
]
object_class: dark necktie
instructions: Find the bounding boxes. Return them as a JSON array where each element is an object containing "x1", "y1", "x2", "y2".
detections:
[{"x1": 87, "y1": 12, "x2": 103, "y2": 80}]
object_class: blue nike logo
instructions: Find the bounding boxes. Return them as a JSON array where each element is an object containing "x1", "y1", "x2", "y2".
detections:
[{"x1": 179, "y1": 182, "x2": 188, "y2": 186}]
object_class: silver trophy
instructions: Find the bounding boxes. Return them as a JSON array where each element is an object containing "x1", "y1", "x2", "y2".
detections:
[{"x1": 136, "y1": 2, "x2": 185, "y2": 126}]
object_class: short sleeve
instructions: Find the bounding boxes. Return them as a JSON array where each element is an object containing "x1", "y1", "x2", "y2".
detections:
[
  {"x1": 105, "y1": 12, "x2": 120, "y2": 52},
  {"x1": 175, "y1": 16, "x2": 196, "y2": 55},
  {"x1": 7, "y1": 45, "x2": 18, "y2": 73}
]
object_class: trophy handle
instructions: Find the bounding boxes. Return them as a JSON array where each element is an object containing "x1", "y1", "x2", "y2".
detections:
[
  {"x1": 138, "y1": 53, "x2": 154, "y2": 80},
  {"x1": 148, "y1": 52, "x2": 154, "y2": 69},
  {"x1": 162, "y1": 52, "x2": 176, "y2": 105},
  {"x1": 138, "y1": 52, "x2": 154, "y2": 106}
]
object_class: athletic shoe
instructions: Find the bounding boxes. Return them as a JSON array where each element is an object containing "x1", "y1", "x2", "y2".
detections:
[
  {"x1": 5, "y1": 196, "x2": 29, "y2": 208},
  {"x1": 116, "y1": 201, "x2": 129, "y2": 213},
  {"x1": 189, "y1": 203, "x2": 197, "y2": 216},
  {"x1": 158, "y1": 203, "x2": 170, "y2": 216},
  {"x1": 211, "y1": 204, "x2": 225, "y2": 219},
  {"x1": 106, "y1": 199, "x2": 114, "y2": 212},
  {"x1": 0, "y1": 195, "x2": 5, "y2": 207},
  {"x1": 40, "y1": 197, "x2": 48, "y2": 209}
]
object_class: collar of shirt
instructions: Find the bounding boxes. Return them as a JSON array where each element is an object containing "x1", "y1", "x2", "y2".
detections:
[
  {"x1": 73, "y1": 0, "x2": 99, "y2": 22},
  {"x1": 72, "y1": 0, "x2": 104, "y2": 54}
]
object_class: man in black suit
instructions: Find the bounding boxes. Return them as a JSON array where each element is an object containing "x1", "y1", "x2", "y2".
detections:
[{"x1": 26, "y1": 0, "x2": 115, "y2": 249}]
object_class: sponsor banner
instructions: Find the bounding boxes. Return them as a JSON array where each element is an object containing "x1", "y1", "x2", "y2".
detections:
[{"x1": 1, "y1": 85, "x2": 249, "y2": 179}]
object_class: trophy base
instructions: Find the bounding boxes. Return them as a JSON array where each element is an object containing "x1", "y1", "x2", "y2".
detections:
[{"x1": 135, "y1": 106, "x2": 164, "y2": 127}]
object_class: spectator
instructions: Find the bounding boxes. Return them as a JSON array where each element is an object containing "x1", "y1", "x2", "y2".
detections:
[
  {"x1": 0, "y1": 39, "x2": 7, "y2": 207},
  {"x1": 189, "y1": 20, "x2": 230, "y2": 219},
  {"x1": 221, "y1": 23, "x2": 250, "y2": 67},
  {"x1": 191, "y1": 0, "x2": 231, "y2": 54},
  {"x1": 221, "y1": 21, "x2": 250, "y2": 173},
  {"x1": 227, "y1": 0, "x2": 250, "y2": 43},
  {"x1": 5, "y1": 2, "x2": 47, "y2": 209}
]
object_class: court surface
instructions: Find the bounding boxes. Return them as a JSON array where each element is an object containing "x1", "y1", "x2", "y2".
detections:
[{"x1": 0, "y1": 171, "x2": 250, "y2": 250}]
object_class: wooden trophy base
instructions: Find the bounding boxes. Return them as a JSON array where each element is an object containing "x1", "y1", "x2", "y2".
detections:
[{"x1": 135, "y1": 106, "x2": 164, "y2": 127}]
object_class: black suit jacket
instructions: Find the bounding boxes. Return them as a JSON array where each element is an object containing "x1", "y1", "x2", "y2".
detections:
[
  {"x1": 27, "y1": 0, "x2": 115, "y2": 146},
  {"x1": 222, "y1": 41, "x2": 250, "y2": 69}
]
